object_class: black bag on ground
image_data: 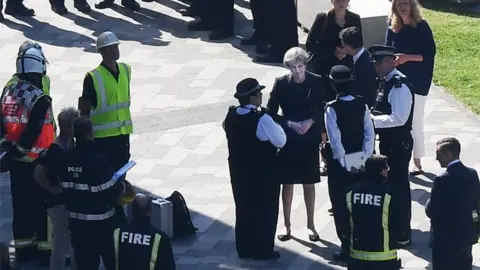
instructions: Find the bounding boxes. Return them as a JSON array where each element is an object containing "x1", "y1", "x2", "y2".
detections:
[{"x1": 165, "y1": 190, "x2": 197, "y2": 238}]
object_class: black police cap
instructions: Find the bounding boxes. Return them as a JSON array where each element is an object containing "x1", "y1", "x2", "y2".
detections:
[
  {"x1": 329, "y1": 65, "x2": 355, "y2": 83},
  {"x1": 234, "y1": 78, "x2": 265, "y2": 99},
  {"x1": 367, "y1": 44, "x2": 397, "y2": 62}
]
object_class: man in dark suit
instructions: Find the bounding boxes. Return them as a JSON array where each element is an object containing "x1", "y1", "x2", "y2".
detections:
[
  {"x1": 426, "y1": 137, "x2": 480, "y2": 270},
  {"x1": 339, "y1": 26, "x2": 377, "y2": 108}
]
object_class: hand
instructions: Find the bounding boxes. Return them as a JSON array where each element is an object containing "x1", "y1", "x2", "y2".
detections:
[
  {"x1": 298, "y1": 119, "x2": 314, "y2": 135},
  {"x1": 394, "y1": 53, "x2": 409, "y2": 66},
  {"x1": 335, "y1": 48, "x2": 347, "y2": 60},
  {"x1": 288, "y1": 121, "x2": 304, "y2": 134}
]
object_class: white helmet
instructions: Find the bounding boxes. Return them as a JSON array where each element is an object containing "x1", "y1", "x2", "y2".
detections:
[
  {"x1": 18, "y1": 40, "x2": 43, "y2": 55},
  {"x1": 16, "y1": 47, "x2": 48, "y2": 75},
  {"x1": 96, "y1": 31, "x2": 120, "y2": 51}
]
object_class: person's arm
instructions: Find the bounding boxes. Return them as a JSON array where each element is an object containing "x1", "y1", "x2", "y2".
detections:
[
  {"x1": 79, "y1": 74, "x2": 97, "y2": 117},
  {"x1": 266, "y1": 78, "x2": 283, "y2": 122},
  {"x1": 257, "y1": 114, "x2": 287, "y2": 149},
  {"x1": 324, "y1": 106, "x2": 345, "y2": 165},
  {"x1": 16, "y1": 96, "x2": 51, "y2": 154},
  {"x1": 310, "y1": 75, "x2": 326, "y2": 129},
  {"x1": 33, "y1": 148, "x2": 63, "y2": 194},
  {"x1": 398, "y1": 20, "x2": 436, "y2": 63},
  {"x1": 96, "y1": 157, "x2": 124, "y2": 204},
  {"x1": 362, "y1": 105, "x2": 375, "y2": 157},
  {"x1": 425, "y1": 175, "x2": 446, "y2": 221},
  {"x1": 372, "y1": 85, "x2": 412, "y2": 129},
  {"x1": 155, "y1": 234, "x2": 176, "y2": 270},
  {"x1": 306, "y1": 13, "x2": 327, "y2": 53}
]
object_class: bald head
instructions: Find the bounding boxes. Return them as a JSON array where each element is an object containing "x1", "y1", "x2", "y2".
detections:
[{"x1": 132, "y1": 193, "x2": 152, "y2": 218}]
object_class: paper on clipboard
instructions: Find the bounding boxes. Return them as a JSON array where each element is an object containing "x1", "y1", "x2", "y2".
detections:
[
  {"x1": 112, "y1": 160, "x2": 137, "y2": 181},
  {"x1": 344, "y1": 152, "x2": 365, "y2": 172}
]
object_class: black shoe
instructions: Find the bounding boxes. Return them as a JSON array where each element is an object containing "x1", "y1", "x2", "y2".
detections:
[
  {"x1": 95, "y1": 0, "x2": 114, "y2": 9},
  {"x1": 122, "y1": 0, "x2": 141, "y2": 11},
  {"x1": 74, "y1": 2, "x2": 92, "y2": 12},
  {"x1": 332, "y1": 251, "x2": 349, "y2": 263},
  {"x1": 277, "y1": 232, "x2": 291, "y2": 242},
  {"x1": 209, "y1": 29, "x2": 234, "y2": 41},
  {"x1": 240, "y1": 32, "x2": 258, "y2": 46},
  {"x1": 5, "y1": 4, "x2": 35, "y2": 16},
  {"x1": 254, "y1": 52, "x2": 283, "y2": 64},
  {"x1": 51, "y1": 5, "x2": 69, "y2": 14},
  {"x1": 142, "y1": 0, "x2": 154, "y2": 2},
  {"x1": 253, "y1": 250, "x2": 280, "y2": 261},
  {"x1": 179, "y1": 7, "x2": 196, "y2": 17},
  {"x1": 187, "y1": 20, "x2": 214, "y2": 31}
]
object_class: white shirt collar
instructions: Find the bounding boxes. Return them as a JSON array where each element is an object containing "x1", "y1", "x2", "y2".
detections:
[
  {"x1": 385, "y1": 68, "x2": 398, "y2": 81},
  {"x1": 447, "y1": 159, "x2": 461, "y2": 167},
  {"x1": 353, "y1": 48, "x2": 365, "y2": 64},
  {"x1": 242, "y1": 104, "x2": 258, "y2": 110}
]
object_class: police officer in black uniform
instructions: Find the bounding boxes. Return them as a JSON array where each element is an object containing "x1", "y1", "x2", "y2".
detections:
[
  {"x1": 337, "y1": 154, "x2": 402, "y2": 270},
  {"x1": 324, "y1": 65, "x2": 375, "y2": 262},
  {"x1": 114, "y1": 193, "x2": 176, "y2": 270},
  {"x1": 368, "y1": 45, "x2": 414, "y2": 248},
  {"x1": 60, "y1": 117, "x2": 131, "y2": 270},
  {"x1": 224, "y1": 78, "x2": 286, "y2": 260}
]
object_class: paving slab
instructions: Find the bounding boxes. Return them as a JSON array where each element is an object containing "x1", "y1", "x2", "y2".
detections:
[{"x1": 1, "y1": 0, "x2": 480, "y2": 269}]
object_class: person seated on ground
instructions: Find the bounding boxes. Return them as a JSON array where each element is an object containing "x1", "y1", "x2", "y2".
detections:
[{"x1": 113, "y1": 194, "x2": 176, "y2": 270}]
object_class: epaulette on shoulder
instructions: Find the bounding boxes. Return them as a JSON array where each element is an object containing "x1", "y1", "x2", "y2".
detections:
[{"x1": 392, "y1": 74, "x2": 406, "y2": 88}]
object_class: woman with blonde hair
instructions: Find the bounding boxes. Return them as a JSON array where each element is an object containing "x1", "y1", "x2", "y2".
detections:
[{"x1": 386, "y1": 0, "x2": 436, "y2": 176}]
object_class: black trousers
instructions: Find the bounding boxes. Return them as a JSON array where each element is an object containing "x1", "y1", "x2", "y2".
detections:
[
  {"x1": 327, "y1": 157, "x2": 361, "y2": 253},
  {"x1": 9, "y1": 160, "x2": 51, "y2": 261},
  {"x1": 231, "y1": 179, "x2": 280, "y2": 257},
  {"x1": 70, "y1": 222, "x2": 115, "y2": 270},
  {"x1": 49, "y1": 0, "x2": 86, "y2": 6},
  {"x1": 264, "y1": 0, "x2": 298, "y2": 56},
  {"x1": 432, "y1": 245, "x2": 473, "y2": 270},
  {"x1": 1, "y1": 0, "x2": 25, "y2": 9},
  {"x1": 379, "y1": 133, "x2": 413, "y2": 240},
  {"x1": 348, "y1": 258, "x2": 401, "y2": 270},
  {"x1": 250, "y1": 0, "x2": 269, "y2": 41},
  {"x1": 197, "y1": 0, "x2": 234, "y2": 31},
  {"x1": 95, "y1": 135, "x2": 131, "y2": 225}
]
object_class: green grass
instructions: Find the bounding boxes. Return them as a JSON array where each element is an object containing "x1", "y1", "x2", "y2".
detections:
[{"x1": 422, "y1": 3, "x2": 480, "y2": 113}]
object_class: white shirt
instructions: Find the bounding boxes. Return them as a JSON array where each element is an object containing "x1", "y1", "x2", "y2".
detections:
[
  {"x1": 353, "y1": 48, "x2": 365, "y2": 64},
  {"x1": 372, "y1": 69, "x2": 413, "y2": 129},
  {"x1": 223, "y1": 104, "x2": 287, "y2": 149},
  {"x1": 324, "y1": 95, "x2": 375, "y2": 166},
  {"x1": 447, "y1": 159, "x2": 461, "y2": 168}
]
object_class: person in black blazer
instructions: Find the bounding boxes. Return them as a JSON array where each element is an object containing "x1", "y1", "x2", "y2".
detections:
[
  {"x1": 339, "y1": 26, "x2": 377, "y2": 108},
  {"x1": 426, "y1": 137, "x2": 480, "y2": 270},
  {"x1": 305, "y1": 0, "x2": 362, "y2": 102}
]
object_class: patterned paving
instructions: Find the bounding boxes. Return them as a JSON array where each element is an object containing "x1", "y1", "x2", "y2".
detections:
[{"x1": 1, "y1": 0, "x2": 480, "y2": 269}]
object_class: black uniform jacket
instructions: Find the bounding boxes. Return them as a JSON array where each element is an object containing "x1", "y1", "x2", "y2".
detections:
[
  {"x1": 426, "y1": 161, "x2": 480, "y2": 247},
  {"x1": 352, "y1": 50, "x2": 378, "y2": 108},
  {"x1": 115, "y1": 217, "x2": 176, "y2": 270}
]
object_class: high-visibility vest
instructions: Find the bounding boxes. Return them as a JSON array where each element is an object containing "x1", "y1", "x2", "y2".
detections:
[
  {"x1": 88, "y1": 63, "x2": 133, "y2": 138},
  {"x1": 1, "y1": 80, "x2": 55, "y2": 162},
  {"x1": 4, "y1": 75, "x2": 56, "y2": 132}
]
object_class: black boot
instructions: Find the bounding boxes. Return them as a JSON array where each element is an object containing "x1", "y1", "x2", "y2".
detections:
[
  {"x1": 5, "y1": 3, "x2": 35, "y2": 16},
  {"x1": 122, "y1": 0, "x2": 140, "y2": 11}
]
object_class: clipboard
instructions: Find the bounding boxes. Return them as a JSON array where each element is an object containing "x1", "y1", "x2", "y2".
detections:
[
  {"x1": 112, "y1": 160, "x2": 137, "y2": 181},
  {"x1": 344, "y1": 151, "x2": 365, "y2": 172}
]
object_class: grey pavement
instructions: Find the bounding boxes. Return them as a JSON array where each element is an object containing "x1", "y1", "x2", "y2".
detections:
[{"x1": 1, "y1": 0, "x2": 480, "y2": 269}]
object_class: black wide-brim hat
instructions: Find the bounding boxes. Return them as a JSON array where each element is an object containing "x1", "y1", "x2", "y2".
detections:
[
  {"x1": 234, "y1": 78, "x2": 265, "y2": 99},
  {"x1": 329, "y1": 65, "x2": 355, "y2": 83}
]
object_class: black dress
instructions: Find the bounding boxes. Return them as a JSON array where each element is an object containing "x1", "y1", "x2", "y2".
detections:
[{"x1": 267, "y1": 72, "x2": 326, "y2": 184}]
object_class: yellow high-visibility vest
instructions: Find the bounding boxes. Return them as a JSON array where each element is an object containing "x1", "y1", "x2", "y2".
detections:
[{"x1": 88, "y1": 63, "x2": 133, "y2": 138}]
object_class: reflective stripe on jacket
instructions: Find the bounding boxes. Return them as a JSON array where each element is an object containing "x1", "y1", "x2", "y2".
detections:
[{"x1": 88, "y1": 63, "x2": 133, "y2": 138}]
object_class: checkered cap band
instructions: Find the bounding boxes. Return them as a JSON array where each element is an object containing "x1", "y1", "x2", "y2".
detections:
[{"x1": 372, "y1": 50, "x2": 395, "y2": 57}]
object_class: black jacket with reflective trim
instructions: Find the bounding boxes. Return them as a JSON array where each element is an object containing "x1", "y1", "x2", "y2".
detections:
[
  {"x1": 60, "y1": 139, "x2": 123, "y2": 224},
  {"x1": 114, "y1": 218, "x2": 176, "y2": 270},
  {"x1": 338, "y1": 179, "x2": 402, "y2": 253}
]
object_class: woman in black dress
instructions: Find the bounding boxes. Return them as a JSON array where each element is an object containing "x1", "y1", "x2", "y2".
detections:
[{"x1": 267, "y1": 47, "x2": 326, "y2": 241}]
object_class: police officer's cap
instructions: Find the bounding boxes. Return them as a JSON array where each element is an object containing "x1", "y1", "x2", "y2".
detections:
[
  {"x1": 329, "y1": 65, "x2": 355, "y2": 83},
  {"x1": 367, "y1": 45, "x2": 397, "y2": 62},
  {"x1": 234, "y1": 78, "x2": 265, "y2": 99}
]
